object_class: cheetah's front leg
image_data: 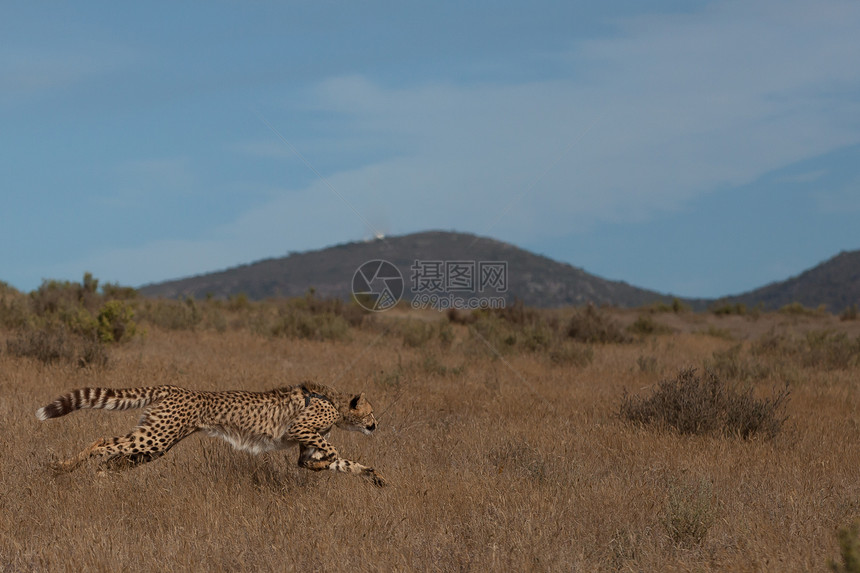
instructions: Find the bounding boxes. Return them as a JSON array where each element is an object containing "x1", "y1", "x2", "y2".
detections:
[{"x1": 293, "y1": 432, "x2": 387, "y2": 487}]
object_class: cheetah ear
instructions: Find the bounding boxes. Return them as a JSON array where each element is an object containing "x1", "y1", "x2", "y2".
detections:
[{"x1": 350, "y1": 394, "x2": 362, "y2": 409}]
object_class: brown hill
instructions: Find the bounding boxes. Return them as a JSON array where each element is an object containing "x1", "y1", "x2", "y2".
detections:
[
  {"x1": 139, "y1": 231, "x2": 674, "y2": 308},
  {"x1": 728, "y1": 250, "x2": 860, "y2": 311}
]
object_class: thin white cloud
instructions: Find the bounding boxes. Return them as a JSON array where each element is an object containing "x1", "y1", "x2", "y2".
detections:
[
  {"x1": 291, "y1": 0, "x2": 860, "y2": 241},
  {"x1": 43, "y1": 0, "x2": 860, "y2": 287}
]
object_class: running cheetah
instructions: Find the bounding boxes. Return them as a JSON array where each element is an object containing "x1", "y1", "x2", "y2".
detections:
[{"x1": 36, "y1": 382, "x2": 387, "y2": 487}]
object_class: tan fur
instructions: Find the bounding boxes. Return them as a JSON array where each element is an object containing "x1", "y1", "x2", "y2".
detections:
[{"x1": 36, "y1": 382, "x2": 387, "y2": 487}]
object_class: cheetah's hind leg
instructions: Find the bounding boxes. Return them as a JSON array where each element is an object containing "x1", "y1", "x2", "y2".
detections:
[
  {"x1": 99, "y1": 451, "x2": 166, "y2": 473},
  {"x1": 50, "y1": 438, "x2": 108, "y2": 473},
  {"x1": 51, "y1": 434, "x2": 169, "y2": 474}
]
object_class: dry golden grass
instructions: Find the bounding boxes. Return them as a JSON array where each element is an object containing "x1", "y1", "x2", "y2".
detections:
[{"x1": 2, "y1": 307, "x2": 860, "y2": 571}]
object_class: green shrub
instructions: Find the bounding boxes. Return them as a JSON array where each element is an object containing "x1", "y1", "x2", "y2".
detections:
[
  {"x1": 60, "y1": 306, "x2": 99, "y2": 338},
  {"x1": 30, "y1": 273, "x2": 106, "y2": 317},
  {"x1": 779, "y1": 301, "x2": 824, "y2": 316},
  {"x1": 25, "y1": 273, "x2": 139, "y2": 338},
  {"x1": 100, "y1": 283, "x2": 138, "y2": 300},
  {"x1": 97, "y1": 300, "x2": 138, "y2": 343}
]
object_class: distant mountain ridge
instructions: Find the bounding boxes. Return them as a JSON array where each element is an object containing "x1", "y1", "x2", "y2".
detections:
[
  {"x1": 139, "y1": 231, "x2": 675, "y2": 308},
  {"x1": 727, "y1": 250, "x2": 860, "y2": 311},
  {"x1": 138, "y1": 231, "x2": 860, "y2": 311}
]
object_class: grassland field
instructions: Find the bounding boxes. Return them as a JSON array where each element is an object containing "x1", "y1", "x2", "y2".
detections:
[{"x1": 1, "y1": 291, "x2": 859, "y2": 571}]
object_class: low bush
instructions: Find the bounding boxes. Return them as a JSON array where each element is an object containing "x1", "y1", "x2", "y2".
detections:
[
  {"x1": 269, "y1": 309, "x2": 350, "y2": 342},
  {"x1": 645, "y1": 297, "x2": 690, "y2": 314},
  {"x1": 299, "y1": 290, "x2": 368, "y2": 328},
  {"x1": 627, "y1": 315, "x2": 673, "y2": 337},
  {"x1": 841, "y1": 305, "x2": 859, "y2": 322},
  {"x1": 779, "y1": 302, "x2": 825, "y2": 317},
  {"x1": 446, "y1": 308, "x2": 476, "y2": 325},
  {"x1": 619, "y1": 367, "x2": 789, "y2": 439},
  {"x1": 138, "y1": 298, "x2": 203, "y2": 331},
  {"x1": 804, "y1": 331, "x2": 860, "y2": 370},
  {"x1": 397, "y1": 320, "x2": 438, "y2": 348},
  {"x1": 710, "y1": 302, "x2": 746, "y2": 316},
  {"x1": 488, "y1": 299, "x2": 543, "y2": 327},
  {"x1": 6, "y1": 327, "x2": 108, "y2": 367},
  {"x1": 705, "y1": 344, "x2": 770, "y2": 382},
  {"x1": 548, "y1": 342, "x2": 594, "y2": 367},
  {"x1": 566, "y1": 305, "x2": 630, "y2": 344},
  {"x1": 830, "y1": 521, "x2": 860, "y2": 573},
  {"x1": 0, "y1": 282, "x2": 29, "y2": 329},
  {"x1": 752, "y1": 329, "x2": 860, "y2": 371}
]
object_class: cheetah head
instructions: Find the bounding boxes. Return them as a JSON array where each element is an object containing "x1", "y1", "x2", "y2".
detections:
[{"x1": 338, "y1": 393, "x2": 378, "y2": 435}]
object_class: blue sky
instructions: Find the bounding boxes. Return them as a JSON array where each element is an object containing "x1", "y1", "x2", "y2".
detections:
[{"x1": 2, "y1": 1, "x2": 859, "y2": 298}]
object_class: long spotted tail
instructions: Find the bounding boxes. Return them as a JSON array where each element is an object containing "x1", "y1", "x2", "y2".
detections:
[{"x1": 36, "y1": 386, "x2": 174, "y2": 421}]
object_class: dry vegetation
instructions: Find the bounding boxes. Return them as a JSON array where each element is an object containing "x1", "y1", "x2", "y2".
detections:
[{"x1": 1, "y1": 278, "x2": 860, "y2": 571}]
